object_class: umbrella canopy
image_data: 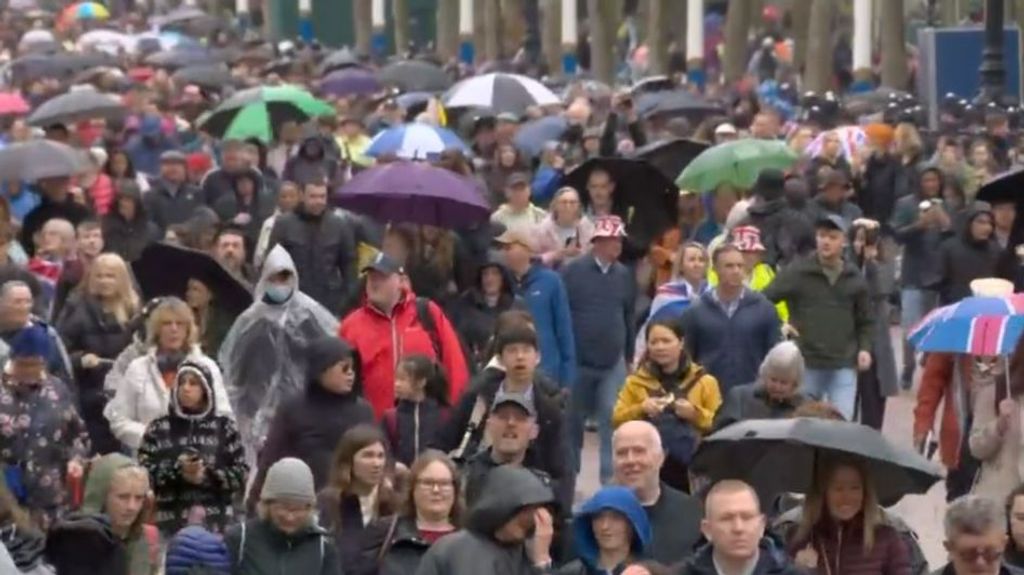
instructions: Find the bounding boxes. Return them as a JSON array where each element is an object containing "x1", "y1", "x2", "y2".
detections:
[
  {"x1": 133, "y1": 243, "x2": 252, "y2": 316},
  {"x1": 691, "y1": 418, "x2": 943, "y2": 507},
  {"x1": 145, "y1": 47, "x2": 223, "y2": 70},
  {"x1": 365, "y1": 123, "x2": 468, "y2": 160},
  {"x1": 76, "y1": 29, "x2": 133, "y2": 54},
  {"x1": 150, "y1": 6, "x2": 205, "y2": 26},
  {"x1": 977, "y1": 169, "x2": 1024, "y2": 205},
  {"x1": 336, "y1": 161, "x2": 490, "y2": 228},
  {"x1": 0, "y1": 92, "x2": 30, "y2": 116},
  {"x1": 27, "y1": 87, "x2": 124, "y2": 127},
  {"x1": 318, "y1": 68, "x2": 382, "y2": 98},
  {"x1": 0, "y1": 139, "x2": 85, "y2": 182},
  {"x1": 18, "y1": 29, "x2": 55, "y2": 51},
  {"x1": 630, "y1": 75, "x2": 675, "y2": 95},
  {"x1": 635, "y1": 90, "x2": 723, "y2": 121},
  {"x1": 318, "y1": 48, "x2": 362, "y2": 76},
  {"x1": 395, "y1": 91, "x2": 433, "y2": 118},
  {"x1": 443, "y1": 73, "x2": 560, "y2": 115},
  {"x1": 562, "y1": 157, "x2": 678, "y2": 258},
  {"x1": 676, "y1": 139, "x2": 799, "y2": 193},
  {"x1": 513, "y1": 115, "x2": 568, "y2": 157},
  {"x1": 172, "y1": 64, "x2": 234, "y2": 90},
  {"x1": 12, "y1": 52, "x2": 118, "y2": 83},
  {"x1": 197, "y1": 85, "x2": 333, "y2": 142},
  {"x1": 907, "y1": 294, "x2": 1024, "y2": 356},
  {"x1": 60, "y1": 1, "x2": 109, "y2": 22},
  {"x1": 378, "y1": 60, "x2": 452, "y2": 93},
  {"x1": 630, "y1": 138, "x2": 709, "y2": 184}
]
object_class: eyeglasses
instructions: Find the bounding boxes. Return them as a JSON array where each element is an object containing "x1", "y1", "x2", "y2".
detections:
[
  {"x1": 952, "y1": 546, "x2": 1003, "y2": 564},
  {"x1": 416, "y1": 478, "x2": 455, "y2": 492}
]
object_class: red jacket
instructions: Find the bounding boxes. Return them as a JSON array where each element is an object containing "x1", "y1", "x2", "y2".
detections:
[
  {"x1": 914, "y1": 353, "x2": 974, "y2": 469},
  {"x1": 340, "y1": 291, "x2": 468, "y2": 418}
]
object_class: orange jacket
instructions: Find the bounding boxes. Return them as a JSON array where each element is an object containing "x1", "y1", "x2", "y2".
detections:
[{"x1": 913, "y1": 353, "x2": 972, "y2": 469}]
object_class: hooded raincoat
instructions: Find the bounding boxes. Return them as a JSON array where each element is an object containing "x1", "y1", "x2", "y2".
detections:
[
  {"x1": 218, "y1": 246, "x2": 339, "y2": 467},
  {"x1": 558, "y1": 486, "x2": 652, "y2": 575}
]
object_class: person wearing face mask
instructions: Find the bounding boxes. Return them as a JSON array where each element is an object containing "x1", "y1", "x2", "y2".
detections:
[
  {"x1": 218, "y1": 245, "x2": 339, "y2": 473},
  {"x1": 137, "y1": 360, "x2": 248, "y2": 536},
  {"x1": 104, "y1": 297, "x2": 232, "y2": 454}
]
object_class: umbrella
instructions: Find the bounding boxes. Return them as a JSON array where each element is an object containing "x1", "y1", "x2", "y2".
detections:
[
  {"x1": 27, "y1": 87, "x2": 124, "y2": 127},
  {"x1": 336, "y1": 161, "x2": 490, "y2": 228},
  {"x1": 318, "y1": 48, "x2": 362, "y2": 76},
  {"x1": 513, "y1": 115, "x2": 568, "y2": 158},
  {"x1": 197, "y1": 85, "x2": 333, "y2": 143},
  {"x1": 395, "y1": 91, "x2": 433, "y2": 117},
  {"x1": 630, "y1": 75, "x2": 675, "y2": 95},
  {"x1": 443, "y1": 73, "x2": 561, "y2": 115},
  {"x1": 844, "y1": 87, "x2": 912, "y2": 111},
  {"x1": 60, "y1": 1, "x2": 109, "y2": 22},
  {"x1": 17, "y1": 29, "x2": 55, "y2": 51},
  {"x1": 318, "y1": 68, "x2": 382, "y2": 98},
  {"x1": 0, "y1": 92, "x2": 30, "y2": 116},
  {"x1": 377, "y1": 60, "x2": 452, "y2": 93},
  {"x1": 907, "y1": 293, "x2": 1024, "y2": 356},
  {"x1": 0, "y1": 139, "x2": 85, "y2": 182},
  {"x1": 76, "y1": 29, "x2": 133, "y2": 55},
  {"x1": 11, "y1": 52, "x2": 118, "y2": 83},
  {"x1": 365, "y1": 123, "x2": 468, "y2": 160},
  {"x1": 133, "y1": 243, "x2": 252, "y2": 317},
  {"x1": 676, "y1": 139, "x2": 800, "y2": 193},
  {"x1": 131, "y1": 31, "x2": 197, "y2": 54},
  {"x1": 630, "y1": 138, "x2": 709, "y2": 184},
  {"x1": 804, "y1": 126, "x2": 868, "y2": 160},
  {"x1": 172, "y1": 64, "x2": 234, "y2": 90},
  {"x1": 150, "y1": 5, "x2": 206, "y2": 27},
  {"x1": 977, "y1": 169, "x2": 1024, "y2": 205},
  {"x1": 562, "y1": 157, "x2": 678, "y2": 258},
  {"x1": 635, "y1": 90, "x2": 724, "y2": 120},
  {"x1": 691, "y1": 418, "x2": 943, "y2": 506},
  {"x1": 145, "y1": 47, "x2": 223, "y2": 70}
]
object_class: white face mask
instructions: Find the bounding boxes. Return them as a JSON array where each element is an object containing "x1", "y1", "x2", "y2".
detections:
[{"x1": 264, "y1": 283, "x2": 294, "y2": 304}]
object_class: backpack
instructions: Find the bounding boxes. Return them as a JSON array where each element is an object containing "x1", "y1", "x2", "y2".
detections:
[{"x1": 415, "y1": 297, "x2": 443, "y2": 359}]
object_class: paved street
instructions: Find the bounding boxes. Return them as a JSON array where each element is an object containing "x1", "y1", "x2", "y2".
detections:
[{"x1": 576, "y1": 326, "x2": 948, "y2": 569}]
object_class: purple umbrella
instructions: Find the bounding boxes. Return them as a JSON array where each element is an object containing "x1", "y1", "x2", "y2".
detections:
[
  {"x1": 336, "y1": 161, "x2": 490, "y2": 228},
  {"x1": 318, "y1": 68, "x2": 382, "y2": 98}
]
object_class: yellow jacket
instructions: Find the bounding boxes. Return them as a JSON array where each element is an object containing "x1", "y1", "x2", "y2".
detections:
[
  {"x1": 708, "y1": 262, "x2": 789, "y2": 323},
  {"x1": 612, "y1": 362, "x2": 722, "y2": 433}
]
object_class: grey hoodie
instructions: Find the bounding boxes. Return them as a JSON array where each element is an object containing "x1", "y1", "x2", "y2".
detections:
[{"x1": 415, "y1": 466, "x2": 555, "y2": 575}]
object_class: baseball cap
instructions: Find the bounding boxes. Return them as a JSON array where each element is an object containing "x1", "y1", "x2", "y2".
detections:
[
  {"x1": 492, "y1": 229, "x2": 534, "y2": 251},
  {"x1": 815, "y1": 214, "x2": 849, "y2": 234},
  {"x1": 491, "y1": 391, "x2": 536, "y2": 417},
  {"x1": 732, "y1": 225, "x2": 765, "y2": 252},
  {"x1": 505, "y1": 172, "x2": 531, "y2": 188},
  {"x1": 361, "y1": 251, "x2": 404, "y2": 275},
  {"x1": 592, "y1": 215, "x2": 628, "y2": 241}
]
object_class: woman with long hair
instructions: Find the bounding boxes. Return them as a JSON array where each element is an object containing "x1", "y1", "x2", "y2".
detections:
[
  {"x1": 405, "y1": 224, "x2": 459, "y2": 303},
  {"x1": 370, "y1": 450, "x2": 462, "y2": 575},
  {"x1": 103, "y1": 297, "x2": 232, "y2": 453},
  {"x1": 58, "y1": 253, "x2": 140, "y2": 455},
  {"x1": 785, "y1": 458, "x2": 911, "y2": 574},
  {"x1": 533, "y1": 187, "x2": 596, "y2": 269},
  {"x1": 318, "y1": 424, "x2": 398, "y2": 575},
  {"x1": 103, "y1": 148, "x2": 150, "y2": 194},
  {"x1": 383, "y1": 355, "x2": 450, "y2": 466},
  {"x1": 634, "y1": 243, "x2": 709, "y2": 364}
]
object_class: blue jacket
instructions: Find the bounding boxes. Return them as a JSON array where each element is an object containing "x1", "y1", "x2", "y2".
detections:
[
  {"x1": 680, "y1": 289, "x2": 781, "y2": 394},
  {"x1": 532, "y1": 165, "x2": 563, "y2": 206},
  {"x1": 514, "y1": 262, "x2": 576, "y2": 387},
  {"x1": 572, "y1": 486, "x2": 652, "y2": 571},
  {"x1": 165, "y1": 525, "x2": 231, "y2": 575}
]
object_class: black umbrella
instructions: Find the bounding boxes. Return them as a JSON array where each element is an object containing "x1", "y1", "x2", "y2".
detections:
[
  {"x1": 0, "y1": 139, "x2": 85, "y2": 182},
  {"x1": 150, "y1": 5, "x2": 205, "y2": 26},
  {"x1": 11, "y1": 51, "x2": 117, "y2": 83},
  {"x1": 378, "y1": 60, "x2": 452, "y2": 93},
  {"x1": 318, "y1": 48, "x2": 362, "y2": 76},
  {"x1": 977, "y1": 168, "x2": 1024, "y2": 205},
  {"x1": 27, "y1": 87, "x2": 124, "y2": 127},
  {"x1": 636, "y1": 90, "x2": 724, "y2": 121},
  {"x1": 630, "y1": 75, "x2": 675, "y2": 95},
  {"x1": 691, "y1": 418, "x2": 944, "y2": 507},
  {"x1": 629, "y1": 138, "x2": 709, "y2": 183},
  {"x1": 145, "y1": 47, "x2": 224, "y2": 70},
  {"x1": 562, "y1": 157, "x2": 678, "y2": 260},
  {"x1": 172, "y1": 63, "x2": 234, "y2": 90},
  {"x1": 132, "y1": 243, "x2": 252, "y2": 317}
]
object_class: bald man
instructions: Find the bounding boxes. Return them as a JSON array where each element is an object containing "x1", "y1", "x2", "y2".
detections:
[
  {"x1": 613, "y1": 421, "x2": 702, "y2": 566},
  {"x1": 681, "y1": 479, "x2": 802, "y2": 575}
]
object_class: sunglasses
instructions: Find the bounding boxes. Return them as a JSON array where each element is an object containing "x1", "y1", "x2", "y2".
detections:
[{"x1": 951, "y1": 546, "x2": 1003, "y2": 564}]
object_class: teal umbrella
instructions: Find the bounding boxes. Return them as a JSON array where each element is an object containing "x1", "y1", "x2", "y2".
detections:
[{"x1": 675, "y1": 139, "x2": 799, "y2": 193}]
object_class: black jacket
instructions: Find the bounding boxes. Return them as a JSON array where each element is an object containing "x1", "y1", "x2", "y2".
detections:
[
  {"x1": 143, "y1": 178, "x2": 203, "y2": 233},
  {"x1": 712, "y1": 382, "x2": 808, "y2": 431},
  {"x1": 858, "y1": 152, "x2": 902, "y2": 230},
  {"x1": 225, "y1": 519, "x2": 340, "y2": 575},
  {"x1": 21, "y1": 195, "x2": 93, "y2": 256},
  {"x1": 747, "y1": 199, "x2": 815, "y2": 268},
  {"x1": 378, "y1": 516, "x2": 438, "y2": 575},
  {"x1": 644, "y1": 483, "x2": 702, "y2": 566},
  {"x1": 209, "y1": 168, "x2": 275, "y2": 243},
  {"x1": 448, "y1": 262, "x2": 527, "y2": 371},
  {"x1": 384, "y1": 398, "x2": 449, "y2": 467},
  {"x1": 101, "y1": 186, "x2": 161, "y2": 262},
  {"x1": 269, "y1": 205, "x2": 359, "y2": 314},
  {"x1": 282, "y1": 134, "x2": 344, "y2": 188},
  {"x1": 462, "y1": 448, "x2": 556, "y2": 510},
  {"x1": 681, "y1": 538, "x2": 804, "y2": 575},
  {"x1": 936, "y1": 204, "x2": 1003, "y2": 304}
]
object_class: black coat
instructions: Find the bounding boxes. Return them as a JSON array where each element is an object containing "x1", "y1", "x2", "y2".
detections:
[
  {"x1": 102, "y1": 186, "x2": 161, "y2": 262},
  {"x1": 209, "y1": 169, "x2": 274, "y2": 243},
  {"x1": 936, "y1": 206, "x2": 1003, "y2": 304},
  {"x1": 269, "y1": 206, "x2": 359, "y2": 314},
  {"x1": 20, "y1": 195, "x2": 93, "y2": 256},
  {"x1": 383, "y1": 398, "x2": 449, "y2": 467},
  {"x1": 645, "y1": 483, "x2": 703, "y2": 566},
  {"x1": 224, "y1": 519, "x2": 340, "y2": 575},
  {"x1": 143, "y1": 179, "x2": 203, "y2": 234},
  {"x1": 448, "y1": 263, "x2": 527, "y2": 371},
  {"x1": 712, "y1": 383, "x2": 808, "y2": 431},
  {"x1": 747, "y1": 199, "x2": 815, "y2": 268},
  {"x1": 682, "y1": 538, "x2": 804, "y2": 575},
  {"x1": 378, "y1": 517, "x2": 437, "y2": 575}
]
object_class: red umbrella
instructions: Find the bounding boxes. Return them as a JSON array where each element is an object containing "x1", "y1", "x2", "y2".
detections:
[{"x1": 0, "y1": 93, "x2": 30, "y2": 116}]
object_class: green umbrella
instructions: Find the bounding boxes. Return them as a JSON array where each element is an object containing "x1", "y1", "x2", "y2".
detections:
[
  {"x1": 197, "y1": 85, "x2": 334, "y2": 143},
  {"x1": 675, "y1": 139, "x2": 799, "y2": 193}
]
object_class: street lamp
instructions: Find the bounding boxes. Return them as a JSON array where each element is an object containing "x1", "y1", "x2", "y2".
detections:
[{"x1": 975, "y1": 0, "x2": 1006, "y2": 106}]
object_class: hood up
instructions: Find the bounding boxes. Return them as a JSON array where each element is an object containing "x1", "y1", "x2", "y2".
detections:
[
  {"x1": 466, "y1": 465, "x2": 555, "y2": 537},
  {"x1": 255, "y1": 245, "x2": 300, "y2": 303},
  {"x1": 170, "y1": 358, "x2": 216, "y2": 419},
  {"x1": 572, "y1": 486, "x2": 652, "y2": 569}
]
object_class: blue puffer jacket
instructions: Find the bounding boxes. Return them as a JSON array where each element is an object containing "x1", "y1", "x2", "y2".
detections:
[
  {"x1": 568, "y1": 486, "x2": 652, "y2": 573},
  {"x1": 513, "y1": 262, "x2": 576, "y2": 387},
  {"x1": 165, "y1": 525, "x2": 231, "y2": 575}
]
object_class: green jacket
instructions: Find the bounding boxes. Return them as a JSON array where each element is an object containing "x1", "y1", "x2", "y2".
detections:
[
  {"x1": 224, "y1": 518, "x2": 340, "y2": 575},
  {"x1": 762, "y1": 255, "x2": 873, "y2": 369},
  {"x1": 81, "y1": 453, "x2": 160, "y2": 575}
]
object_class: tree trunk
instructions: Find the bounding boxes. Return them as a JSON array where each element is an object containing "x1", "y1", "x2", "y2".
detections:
[
  {"x1": 790, "y1": 0, "x2": 812, "y2": 75},
  {"x1": 879, "y1": 0, "x2": 908, "y2": 89},
  {"x1": 483, "y1": 0, "x2": 503, "y2": 61},
  {"x1": 541, "y1": 0, "x2": 561, "y2": 76},
  {"x1": 722, "y1": 0, "x2": 752, "y2": 83},
  {"x1": 393, "y1": 0, "x2": 410, "y2": 56},
  {"x1": 804, "y1": 0, "x2": 835, "y2": 93},
  {"x1": 589, "y1": 0, "x2": 616, "y2": 83},
  {"x1": 474, "y1": 0, "x2": 487, "y2": 63},
  {"x1": 353, "y1": 0, "x2": 371, "y2": 56},
  {"x1": 436, "y1": 0, "x2": 459, "y2": 61},
  {"x1": 501, "y1": 0, "x2": 526, "y2": 57},
  {"x1": 667, "y1": 0, "x2": 687, "y2": 57},
  {"x1": 646, "y1": 0, "x2": 668, "y2": 75}
]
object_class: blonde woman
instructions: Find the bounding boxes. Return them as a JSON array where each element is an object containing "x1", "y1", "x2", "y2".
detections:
[
  {"x1": 58, "y1": 253, "x2": 141, "y2": 454},
  {"x1": 104, "y1": 297, "x2": 232, "y2": 452}
]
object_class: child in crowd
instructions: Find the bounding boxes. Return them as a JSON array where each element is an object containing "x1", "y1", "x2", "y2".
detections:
[{"x1": 383, "y1": 354, "x2": 450, "y2": 467}]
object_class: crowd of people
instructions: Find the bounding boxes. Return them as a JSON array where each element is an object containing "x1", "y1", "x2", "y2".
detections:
[{"x1": 3, "y1": 2, "x2": 1024, "y2": 575}]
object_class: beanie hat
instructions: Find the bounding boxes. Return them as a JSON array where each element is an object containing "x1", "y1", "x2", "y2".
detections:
[
  {"x1": 260, "y1": 458, "x2": 315, "y2": 504},
  {"x1": 306, "y1": 336, "x2": 353, "y2": 380},
  {"x1": 10, "y1": 324, "x2": 51, "y2": 359}
]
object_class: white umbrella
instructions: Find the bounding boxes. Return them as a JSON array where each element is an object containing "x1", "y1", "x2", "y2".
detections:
[
  {"x1": 77, "y1": 30, "x2": 133, "y2": 55},
  {"x1": 443, "y1": 72, "x2": 560, "y2": 115},
  {"x1": 17, "y1": 29, "x2": 54, "y2": 51}
]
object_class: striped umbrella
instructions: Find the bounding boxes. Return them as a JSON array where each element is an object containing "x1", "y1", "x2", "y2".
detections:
[
  {"x1": 907, "y1": 294, "x2": 1024, "y2": 356},
  {"x1": 443, "y1": 73, "x2": 560, "y2": 115},
  {"x1": 365, "y1": 123, "x2": 467, "y2": 160},
  {"x1": 805, "y1": 125, "x2": 867, "y2": 160},
  {"x1": 61, "y1": 2, "x2": 110, "y2": 22}
]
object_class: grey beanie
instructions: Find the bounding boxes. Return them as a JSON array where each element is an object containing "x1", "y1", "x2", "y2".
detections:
[{"x1": 260, "y1": 458, "x2": 316, "y2": 503}]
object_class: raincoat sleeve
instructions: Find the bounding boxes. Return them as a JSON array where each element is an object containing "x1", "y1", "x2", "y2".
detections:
[
  {"x1": 612, "y1": 374, "x2": 649, "y2": 427},
  {"x1": 688, "y1": 375, "x2": 723, "y2": 434},
  {"x1": 969, "y1": 384, "x2": 1004, "y2": 462},
  {"x1": 205, "y1": 357, "x2": 234, "y2": 419},
  {"x1": 104, "y1": 359, "x2": 148, "y2": 449},
  {"x1": 552, "y1": 279, "x2": 577, "y2": 387}
]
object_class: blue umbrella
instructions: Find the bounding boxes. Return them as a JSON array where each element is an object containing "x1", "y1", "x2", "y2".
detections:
[
  {"x1": 513, "y1": 115, "x2": 568, "y2": 157},
  {"x1": 365, "y1": 123, "x2": 468, "y2": 160}
]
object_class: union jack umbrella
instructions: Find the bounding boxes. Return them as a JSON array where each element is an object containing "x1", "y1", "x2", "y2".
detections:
[
  {"x1": 805, "y1": 125, "x2": 867, "y2": 160},
  {"x1": 907, "y1": 294, "x2": 1024, "y2": 356}
]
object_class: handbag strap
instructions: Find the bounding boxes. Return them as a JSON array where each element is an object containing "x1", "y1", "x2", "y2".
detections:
[{"x1": 377, "y1": 514, "x2": 401, "y2": 563}]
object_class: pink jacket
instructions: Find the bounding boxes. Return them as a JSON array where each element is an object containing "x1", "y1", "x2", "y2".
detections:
[{"x1": 532, "y1": 215, "x2": 596, "y2": 267}]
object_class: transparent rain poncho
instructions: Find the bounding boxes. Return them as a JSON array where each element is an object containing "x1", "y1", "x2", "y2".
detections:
[{"x1": 218, "y1": 245, "x2": 339, "y2": 465}]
